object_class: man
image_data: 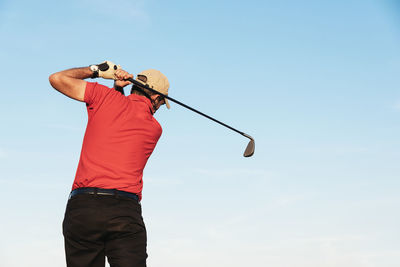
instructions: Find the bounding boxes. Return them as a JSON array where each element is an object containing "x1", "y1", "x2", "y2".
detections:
[{"x1": 49, "y1": 61, "x2": 170, "y2": 267}]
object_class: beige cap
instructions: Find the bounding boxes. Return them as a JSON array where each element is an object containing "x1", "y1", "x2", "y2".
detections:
[{"x1": 135, "y1": 69, "x2": 170, "y2": 109}]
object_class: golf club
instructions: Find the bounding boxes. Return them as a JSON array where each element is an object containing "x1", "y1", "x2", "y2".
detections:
[{"x1": 127, "y1": 77, "x2": 255, "y2": 157}]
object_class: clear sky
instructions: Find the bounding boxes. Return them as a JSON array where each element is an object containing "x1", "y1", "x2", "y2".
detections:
[{"x1": 0, "y1": 0, "x2": 399, "y2": 266}]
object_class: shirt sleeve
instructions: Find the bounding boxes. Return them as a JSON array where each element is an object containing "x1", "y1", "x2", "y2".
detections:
[
  {"x1": 84, "y1": 82, "x2": 111, "y2": 106},
  {"x1": 84, "y1": 81, "x2": 128, "y2": 118}
]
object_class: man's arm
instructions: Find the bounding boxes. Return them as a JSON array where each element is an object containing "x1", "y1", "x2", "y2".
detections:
[
  {"x1": 49, "y1": 67, "x2": 91, "y2": 102},
  {"x1": 49, "y1": 61, "x2": 124, "y2": 101}
]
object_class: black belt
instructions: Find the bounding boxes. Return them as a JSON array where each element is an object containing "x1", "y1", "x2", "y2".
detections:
[{"x1": 69, "y1": 187, "x2": 139, "y2": 202}]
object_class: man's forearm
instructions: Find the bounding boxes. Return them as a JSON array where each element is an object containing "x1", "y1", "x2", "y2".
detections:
[
  {"x1": 55, "y1": 67, "x2": 93, "y2": 80},
  {"x1": 49, "y1": 61, "x2": 129, "y2": 101}
]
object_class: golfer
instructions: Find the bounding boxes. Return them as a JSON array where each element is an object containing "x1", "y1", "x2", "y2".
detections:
[{"x1": 49, "y1": 61, "x2": 170, "y2": 267}]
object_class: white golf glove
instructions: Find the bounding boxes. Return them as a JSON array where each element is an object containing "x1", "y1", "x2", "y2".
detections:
[{"x1": 90, "y1": 60, "x2": 121, "y2": 80}]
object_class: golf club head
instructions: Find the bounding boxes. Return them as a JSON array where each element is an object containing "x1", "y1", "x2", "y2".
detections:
[{"x1": 243, "y1": 136, "x2": 255, "y2": 157}]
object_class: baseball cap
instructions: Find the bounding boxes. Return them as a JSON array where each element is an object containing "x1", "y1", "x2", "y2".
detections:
[{"x1": 135, "y1": 69, "x2": 170, "y2": 109}]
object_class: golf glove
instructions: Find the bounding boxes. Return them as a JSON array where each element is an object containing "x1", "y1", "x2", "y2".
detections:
[{"x1": 90, "y1": 61, "x2": 121, "y2": 80}]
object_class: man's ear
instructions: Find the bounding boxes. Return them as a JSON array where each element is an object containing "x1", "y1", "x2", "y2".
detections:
[{"x1": 149, "y1": 94, "x2": 158, "y2": 102}]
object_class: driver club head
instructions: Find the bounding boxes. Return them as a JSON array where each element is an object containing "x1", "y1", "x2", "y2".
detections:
[{"x1": 243, "y1": 137, "x2": 255, "y2": 157}]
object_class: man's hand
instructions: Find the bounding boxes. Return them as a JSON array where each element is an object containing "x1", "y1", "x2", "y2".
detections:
[{"x1": 114, "y1": 69, "x2": 133, "y2": 88}]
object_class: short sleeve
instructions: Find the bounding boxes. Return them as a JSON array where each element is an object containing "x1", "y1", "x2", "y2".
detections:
[{"x1": 84, "y1": 82, "x2": 112, "y2": 106}]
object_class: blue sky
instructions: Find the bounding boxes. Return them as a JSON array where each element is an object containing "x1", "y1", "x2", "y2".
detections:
[{"x1": 0, "y1": 0, "x2": 399, "y2": 266}]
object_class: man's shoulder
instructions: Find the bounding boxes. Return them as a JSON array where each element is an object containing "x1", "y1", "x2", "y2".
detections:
[
  {"x1": 86, "y1": 81, "x2": 124, "y2": 100},
  {"x1": 86, "y1": 81, "x2": 112, "y2": 91}
]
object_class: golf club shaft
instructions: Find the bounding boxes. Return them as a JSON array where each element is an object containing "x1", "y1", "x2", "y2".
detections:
[{"x1": 127, "y1": 78, "x2": 251, "y2": 140}]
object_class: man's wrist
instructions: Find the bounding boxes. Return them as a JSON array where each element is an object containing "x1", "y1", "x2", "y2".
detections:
[{"x1": 89, "y1": 65, "x2": 99, "y2": 79}]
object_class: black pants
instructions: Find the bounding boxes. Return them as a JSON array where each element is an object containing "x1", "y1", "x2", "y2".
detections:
[{"x1": 63, "y1": 193, "x2": 147, "y2": 267}]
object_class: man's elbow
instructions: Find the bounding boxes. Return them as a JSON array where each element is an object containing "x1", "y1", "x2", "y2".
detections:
[{"x1": 49, "y1": 72, "x2": 61, "y2": 89}]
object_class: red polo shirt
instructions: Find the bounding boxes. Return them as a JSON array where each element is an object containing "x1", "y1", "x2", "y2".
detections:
[{"x1": 72, "y1": 82, "x2": 162, "y2": 200}]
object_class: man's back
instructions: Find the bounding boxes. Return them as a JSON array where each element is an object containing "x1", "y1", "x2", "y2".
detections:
[{"x1": 74, "y1": 82, "x2": 162, "y2": 200}]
